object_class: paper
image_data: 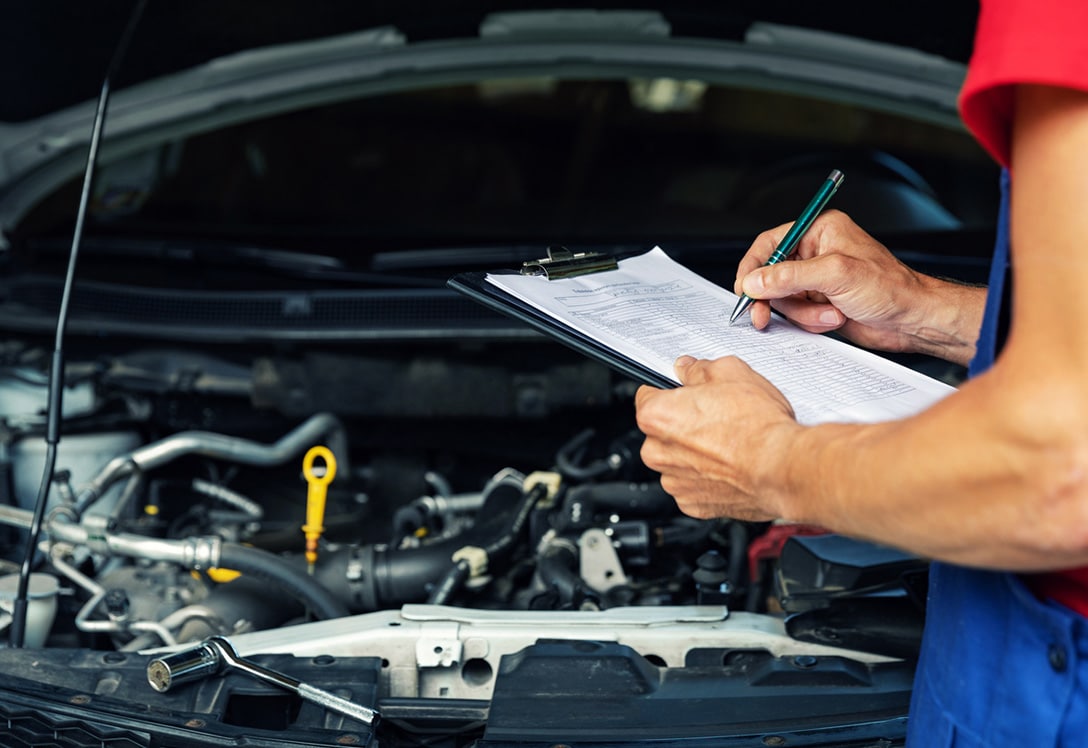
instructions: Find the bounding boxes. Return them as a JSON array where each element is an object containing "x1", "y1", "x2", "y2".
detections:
[{"x1": 484, "y1": 247, "x2": 954, "y2": 425}]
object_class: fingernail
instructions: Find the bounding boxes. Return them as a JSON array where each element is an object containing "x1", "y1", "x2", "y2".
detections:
[
  {"x1": 819, "y1": 309, "x2": 840, "y2": 325},
  {"x1": 675, "y1": 355, "x2": 696, "y2": 368}
]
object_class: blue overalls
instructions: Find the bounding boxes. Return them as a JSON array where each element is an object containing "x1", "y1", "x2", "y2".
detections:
[{"x1": 905, "y1": 170, "x2": 1088, "y2": 745}]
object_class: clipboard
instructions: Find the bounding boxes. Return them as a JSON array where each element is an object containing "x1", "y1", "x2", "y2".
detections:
[
  {"x1": 449, "y1": 244, "x2": 958, "y2": 426},
  {"x1": 448, "y1": 247, "x2": 678, "y2": 389}
]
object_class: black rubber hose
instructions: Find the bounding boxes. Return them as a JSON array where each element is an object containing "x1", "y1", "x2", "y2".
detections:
[
  {"x1": 217, "y1": 542, "x2": 348, "y2": 620},
  {"x1": 426, "y1": 483, "x2": 544, "y2": 605},
  {"x1": 557, "y1": 482, "x2": 676, "y2": 532},
  {"x1": 555, "y1": 429, "x2": 612, "y2": 481},
  {"x1": 535, "y1": 540, "x2": 598, "y2": 609},
  {"x1": 727, "y1": 521, "x2": 748, "y2": 587},
  {"x1": 482, "y1": 482, "x2": 545, "y2": 558},
  {"x1": 427, "y1": 558, "x2": 472, "y2": 605},
  {"x1": 316, "y1": 482, "x2": 546, "y2": 610}
]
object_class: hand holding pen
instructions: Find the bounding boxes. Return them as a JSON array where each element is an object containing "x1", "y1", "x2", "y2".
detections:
[{"x1": 729, "y1": 169, "x2": 845, "y2": 324}]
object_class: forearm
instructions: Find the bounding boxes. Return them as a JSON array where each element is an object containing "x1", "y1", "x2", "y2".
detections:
[{"x1": 765, "y1": 367, "x2": 1088, "y2": 570}]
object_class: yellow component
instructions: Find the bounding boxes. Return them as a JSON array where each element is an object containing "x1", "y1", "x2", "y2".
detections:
[
  {"x1": 206, "y1": 568, "x2": 242, "y2": 583},
  {"x1": 524, "y1": 471, "x2": 563, "y2": 504},
  {"x1": 301, "y1": 445, "x2": 337, "y2": 573},
  {"x1": 143, "y1": 504, "x2": 160, "y2": 516}
]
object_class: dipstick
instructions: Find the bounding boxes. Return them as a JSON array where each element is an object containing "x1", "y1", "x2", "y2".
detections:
[{"x1": 301, "y1": 445, "x2": 336, "y2": 575}]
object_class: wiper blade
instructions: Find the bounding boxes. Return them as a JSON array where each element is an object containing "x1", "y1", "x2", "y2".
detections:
[
  {"x1": 28, "y1": 235, "x2": 343, "y2": 271},
  {"x1": 19, "y1": 236, "x2": 448, "y2": 287}
]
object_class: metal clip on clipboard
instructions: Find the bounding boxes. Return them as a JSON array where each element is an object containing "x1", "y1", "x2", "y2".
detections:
[{"x1": 520, "y1": 246, "x2": 618, "y2": 280}]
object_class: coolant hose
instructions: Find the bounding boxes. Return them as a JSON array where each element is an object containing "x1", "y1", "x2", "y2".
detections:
[
  {"x1": 556, "y1": 482, "x2": 676, "y2": 533},
  {"x1": 316, "y1": 480, "x2": 545, "y2": 610},
  {"x1": 428, "y1": 482, "x2": 545, "y2": 605},
  {"x1": 482, "y1": 482, "x2": 545, "y2": 558},
  {"x1": 535, "y1": 538, "x2": 599, "y2": 609},
  {"x1": 216, "y1": 543, "x2": 348, "y2": 620},
  {"x1": 427, "y1": 558, "x2": 472, "y2": 605}
]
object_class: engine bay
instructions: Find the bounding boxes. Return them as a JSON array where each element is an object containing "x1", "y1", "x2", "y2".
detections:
[{"x1": 0, "y1": 337, "x2": 927, "y2": 745}]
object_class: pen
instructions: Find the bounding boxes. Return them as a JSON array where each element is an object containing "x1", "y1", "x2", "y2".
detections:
[{"x1": 729, "y1": 168, "x2": 845, "y2": 325}]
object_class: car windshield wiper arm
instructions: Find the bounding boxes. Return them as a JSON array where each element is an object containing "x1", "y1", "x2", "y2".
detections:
[{"x1": 22, "y1": 236, "x2": 449, "y2": 287}]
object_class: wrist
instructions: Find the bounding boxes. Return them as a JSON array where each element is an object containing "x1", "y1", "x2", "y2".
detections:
[
  {"x1": 763, "y1": 420, "x2": 868, "y2": 531},
  {"x1": 750, "y1": 418, "x2": 810, "y2": 522},
  {"x1": 899, "y1": 274, "x2": 986, "y2": 366}
]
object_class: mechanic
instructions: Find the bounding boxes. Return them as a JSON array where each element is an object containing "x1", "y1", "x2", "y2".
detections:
[{"x1": 635, "y1": 1, "x2": 1088, "y2": 744}]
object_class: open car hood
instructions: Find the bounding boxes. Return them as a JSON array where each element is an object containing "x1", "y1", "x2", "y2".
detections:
[
  {"x1": 0, "y1": 3, "x2": 988, "y2": 747},
  {"x1": 0, "y1": 2, "x2": 975, "y2": 248}
]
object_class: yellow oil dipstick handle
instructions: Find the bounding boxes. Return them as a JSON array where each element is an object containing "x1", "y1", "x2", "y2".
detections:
[{"x1": 301, "y1": 446, "x2": 336, "y2": 574}]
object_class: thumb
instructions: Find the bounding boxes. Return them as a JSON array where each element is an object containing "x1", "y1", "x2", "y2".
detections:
[
  {"x1": 673, "y1": 355, "x2": 707, "y2": 385},
  {"x1": 741, "y1": 269, "x2": 768, "y2": 298}
]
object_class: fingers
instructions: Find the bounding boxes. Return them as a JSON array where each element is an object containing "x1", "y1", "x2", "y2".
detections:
[
  {"x1": 674, "y1": 355, "x2": 755, "y2": 386},
  {"x1": 738, "y1": 256, "x2": 839, "y2": 331},
  {"x1": 734, "y1": 222, "x2": 791, "y2": 294},
  {"x1": 673, "y1": 354, "x2": 702, "y2": 384},
  {"x1": 735, "y1": 210, "x2": 859, "y2": 295},
  {"x1": 735, "y1": 211, "x2": 844, "y2": 286},
  {"x1": 634, "y1": 382, "x2": 680, "y2": 436},
  {"x1": 742, "y1": 252, "x2": 850, "y2": 302},
  {"x1": 769, "y1": 297, "x2": 846, "y2": 332},
  {"x1": 636, "y1": 357, "x2": 734, "y2": 437}
]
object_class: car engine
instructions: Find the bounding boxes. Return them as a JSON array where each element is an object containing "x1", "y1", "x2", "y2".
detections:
[
  {"x1": 0, "y1": 339, "x2": 927, "y2": 745},
  {"x1": 0, "y1": 340, "x2": 763, "y2": 642}
]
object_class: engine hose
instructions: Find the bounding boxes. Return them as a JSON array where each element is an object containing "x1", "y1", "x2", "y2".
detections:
[
  {"x1": 557, "y1": 481, "x2": 676, "y2": 532},
  {"x1": 73, "y1": 412, "x2": 345, "y2": 517},
  {"x1": 727, "y1": 521, "x2": 748, "y2": 587},
  {"x1": 425, "y1": 483, "x2": 544, "y2": 605},
  {"x1": 316, "y1": 481, "x2": 545, "y2": 610},
  {"x1": 427, "y1": 558, "x2": 471, "y2": 605},
  {"x1": 535, "y1": 539, "x2": 599, "y2": 609},
  {"x1": 483, "y1": 482, "x2": 545, "y2": 558},
  {"x1": 216, "y1": 543, "x2": 348, "y2": 620},
  {"x1": 555, "y1": 429, "x2": 613, "y2": 481}
]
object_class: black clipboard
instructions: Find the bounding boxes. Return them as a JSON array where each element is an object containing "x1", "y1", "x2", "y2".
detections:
[{"x1": 448, "y1": 248, "x2": 677, "y2": 390}]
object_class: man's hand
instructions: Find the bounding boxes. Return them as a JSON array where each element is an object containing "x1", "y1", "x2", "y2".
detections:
[
  {"x1": 736, "y1": 211, "x2": 983, "y2": 365},
  {"x1": 635, "y1": 355, "x2": 801, "y2": 521}
]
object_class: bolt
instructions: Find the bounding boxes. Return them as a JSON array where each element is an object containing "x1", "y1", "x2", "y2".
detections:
[
  {"x1": 69, "y1": 695, "x2": 91, "y2": 705},
  {"x1": 762, "y1": 737, "x2": 787, "y2": 747},
  {"x1": 185, "y1": 719, "x2": 206, "y2": 729},
  {"x1": 336, "y1": 735, "x2": 361, "y2": 745},
  {"x1": 104, "y1": 589, "x2": 130, "y2": 618}
]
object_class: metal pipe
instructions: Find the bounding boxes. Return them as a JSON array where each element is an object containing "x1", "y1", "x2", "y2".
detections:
[
  {"x1": 0, "y1": 414, "x2": 343, "y2": 530},
  {"x1": 0, "y1": 504, "x2": 32, "y2": 530},
  {"x1": 73, "y1": 413, "x2": 344, "y2": 514},
  {"x1": 191, "y1": 479, "x2": 263, "y2": 520}
]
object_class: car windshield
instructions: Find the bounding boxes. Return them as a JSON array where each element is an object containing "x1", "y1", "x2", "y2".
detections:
[{"x1": 16, "y1": 75, "x2": 998, "y2": 257}]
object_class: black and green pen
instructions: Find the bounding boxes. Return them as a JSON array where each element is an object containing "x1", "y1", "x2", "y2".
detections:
[{"x1": 729, "y1": 169, "x2": 845, "y2": 325}]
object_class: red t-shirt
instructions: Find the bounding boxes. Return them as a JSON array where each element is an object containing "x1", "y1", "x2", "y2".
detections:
[
  {"x1": 959, "y1": 0, "x2": 1088, "y2": 616},
  {"x1": 960, "y1": 0, "x2": 1088, "y2": 167}
]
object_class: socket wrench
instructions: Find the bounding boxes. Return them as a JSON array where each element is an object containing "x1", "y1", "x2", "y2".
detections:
[{"x1": 147, "y1": 635, "x2": 379, "y2": 726}]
